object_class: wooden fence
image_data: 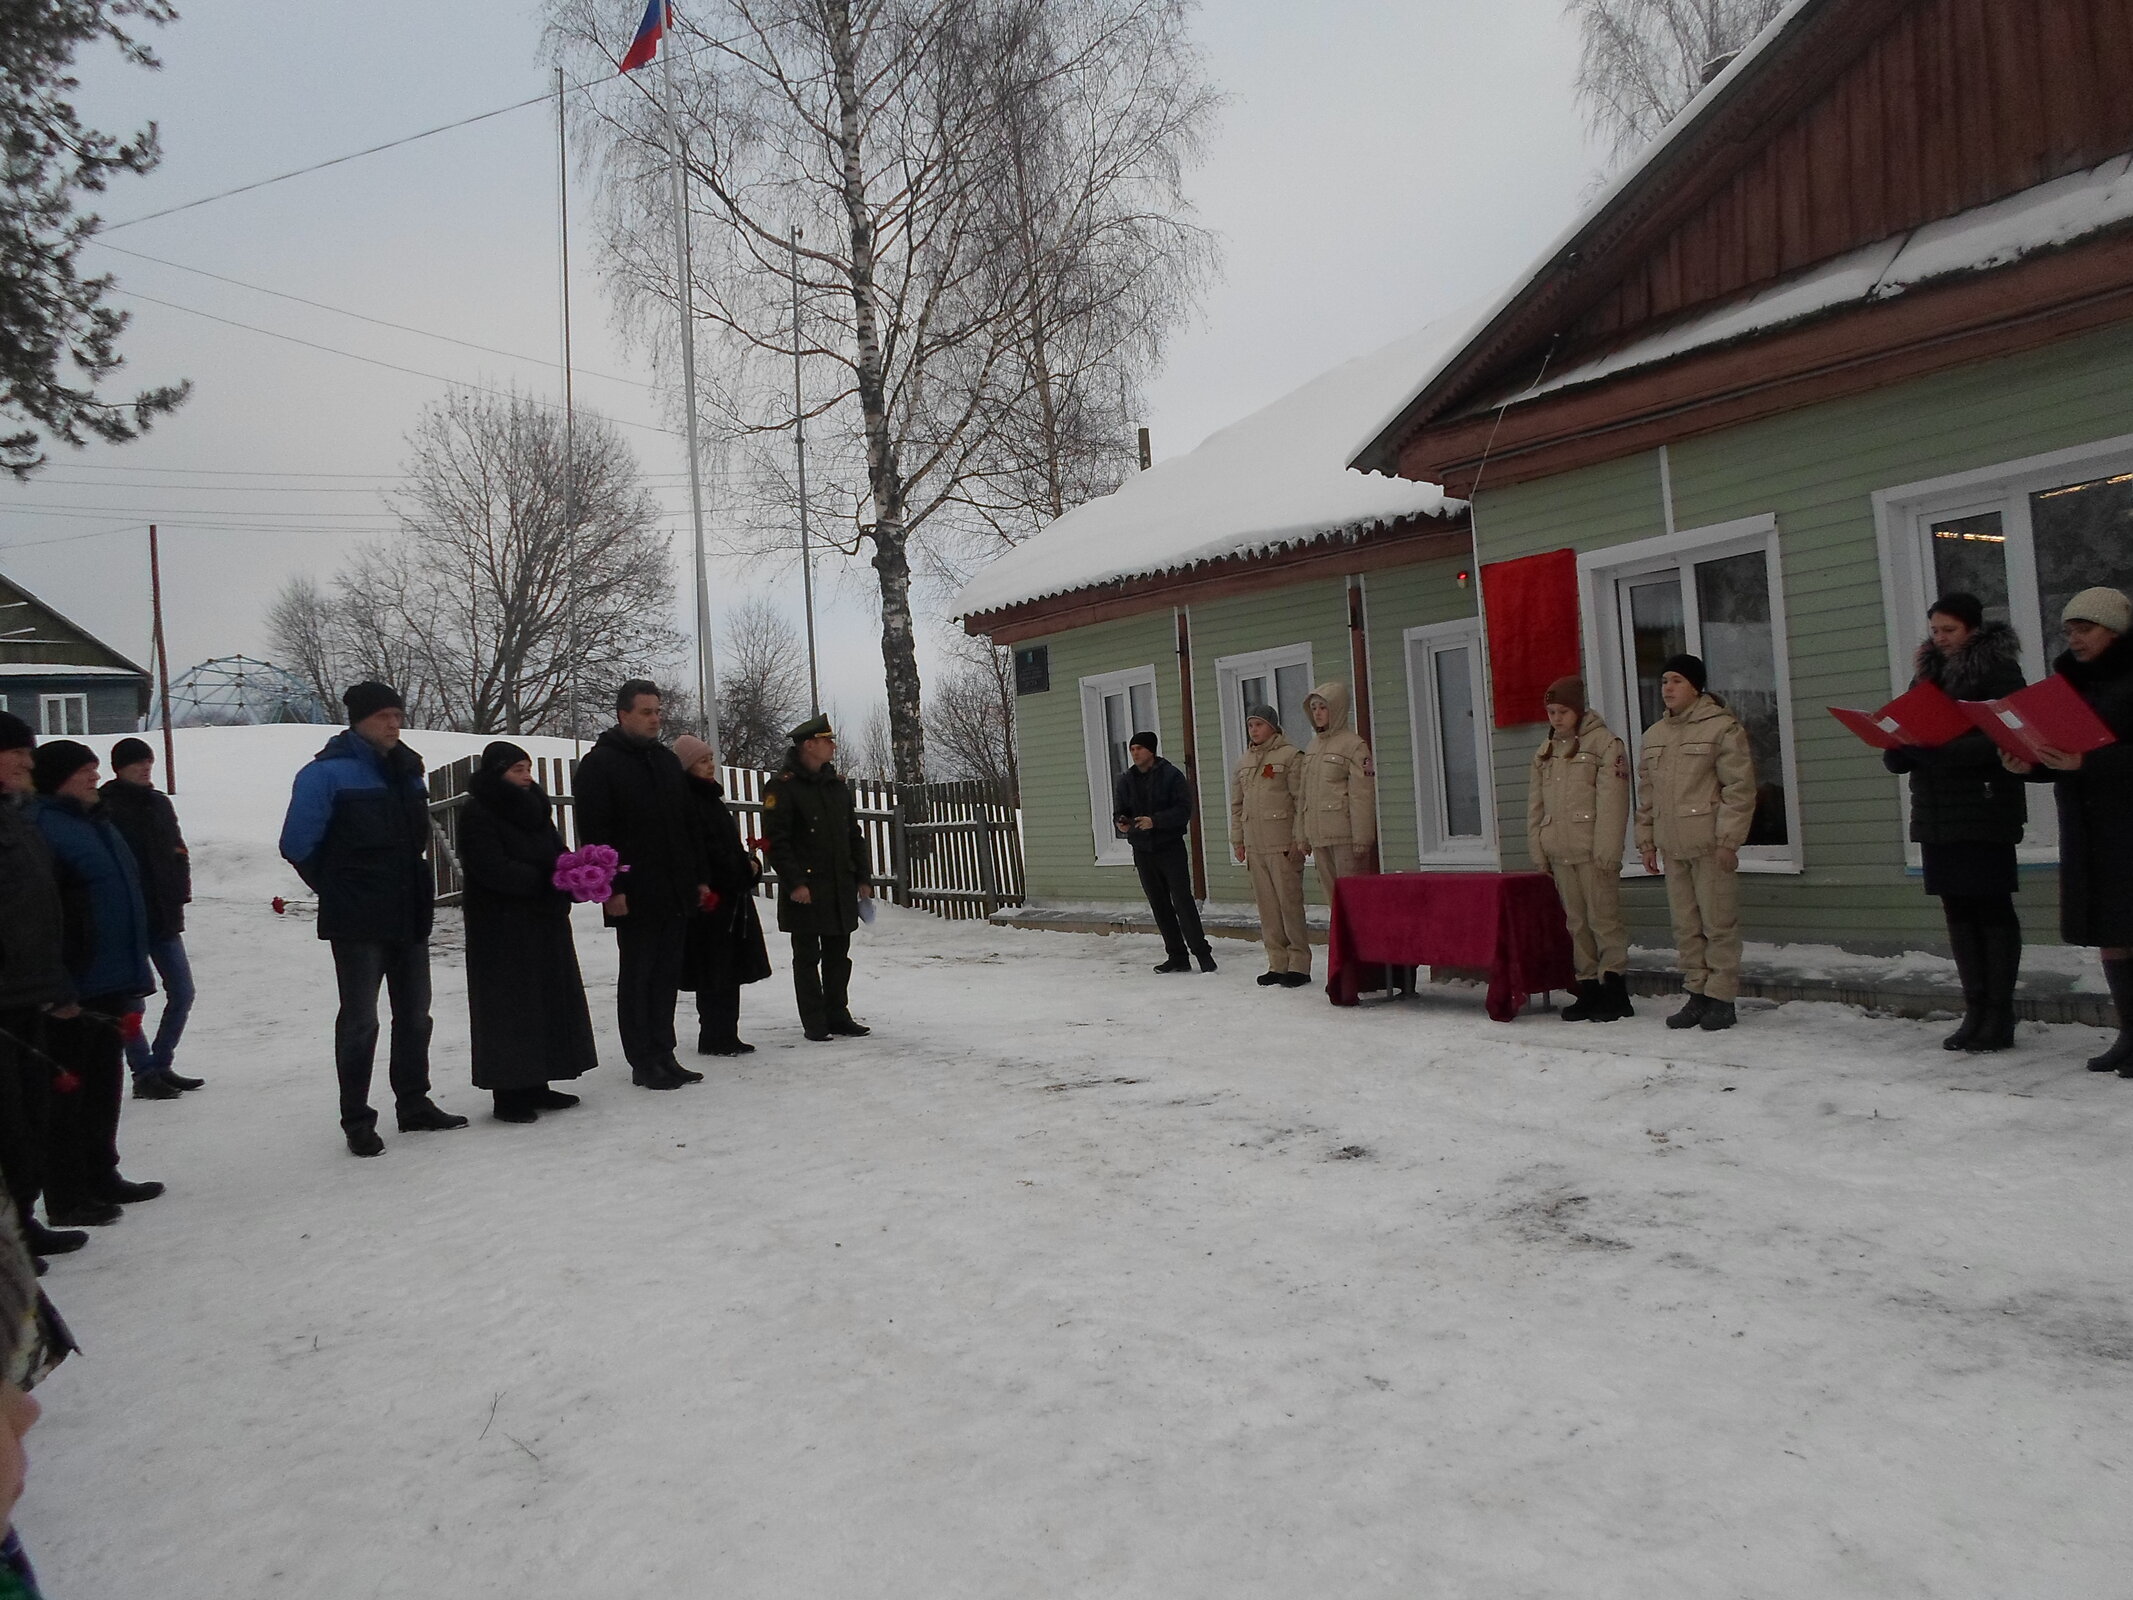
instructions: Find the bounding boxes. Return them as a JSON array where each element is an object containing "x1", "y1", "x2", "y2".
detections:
[{"x1": 427, "y1": 753, "x2": 1023, "y2": 922}]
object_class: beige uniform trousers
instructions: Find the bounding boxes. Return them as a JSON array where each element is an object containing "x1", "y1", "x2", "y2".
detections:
[
  {"x1": 1550, "y1": 860, "x2": 1628, "y2": 982},
  {"x1": 1310, "y1": 845, "x2": 1373, "y2": 897},
  {"x1": 1664, "y1": 853, "x2": 1742, "y2": 1001},
  {"x1": 1247, "y1": 848, "x2": 1311, "y2": 974}
]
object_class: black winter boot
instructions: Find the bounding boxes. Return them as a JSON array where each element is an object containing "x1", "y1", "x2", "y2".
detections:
[
  {"x1": 493, "y1": 1090, "x2": 540, "y2": 1124},
  {"x1": 1599, "y1": 972, "x2": 1634, "y2": 1021},
  {"x1": 2093, "y1": 957, "x2": 2133, "y2": 1075},
  {"x1": 1965, "y1": 922, "x2": 2023, "y2": 1053},
  {"x1": 396, "y1": 1099, "x2": 470, "y2": 1132},
  {"x1": 1559, "y1": 980, "x2": 1603, "y2": 1022},
  {"x1": 1195, "y1": 949, "x2": 1219, "y2": 974},
  {"x1": 1941, "y1": 915, "x2": 1986, "y2": 1051},
  {"x1": 1665, "y1": 994, "x2": 1709, "y2": 1030}
]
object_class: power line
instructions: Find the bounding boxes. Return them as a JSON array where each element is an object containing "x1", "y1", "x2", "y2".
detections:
[
  {"x1": 6, "y1": 500, "x2": 396, "y2": 518},
  {"x1": 89, "y1": 240, "x2": 657, "y2": 391}
]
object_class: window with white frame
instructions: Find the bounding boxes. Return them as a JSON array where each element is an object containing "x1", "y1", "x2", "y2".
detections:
[
  {"x1": 1577, "y1": 515, "x2": 1802, "y2": 872},
  {"x1": 1212, "y1": 643, "x2": 1314, "y2": 847},
  {"x1": 1405, "y1": 618, "x2": 1497, "y2": 865},
  {"x1": 1079, "y1": 665, "x2": 1160, "y2": 865},
  {"x1": 40, "y1": 694, "x2": 88, "y2": 737}
]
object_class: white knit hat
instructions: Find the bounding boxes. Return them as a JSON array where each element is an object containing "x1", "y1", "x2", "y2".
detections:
[{"x1": 2062, "y1": 586, "x2": 2132, "y2": 636}]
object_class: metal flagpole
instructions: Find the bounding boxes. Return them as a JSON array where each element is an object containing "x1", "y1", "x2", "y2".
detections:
[
  {"x1": 658, "y1": 14, "x2": 719, "y2": 744},
  {"x1": 148, "y1": 523, "x2": 176, "y2": 793},
  {"x1": 790, "y1": 224, "x2": 820, "y2": 714},
  {"x1": 556, "y1": 65, "x2": 584, "y2": 764}
]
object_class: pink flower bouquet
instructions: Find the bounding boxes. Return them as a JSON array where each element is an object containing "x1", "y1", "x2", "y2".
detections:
[{"x1": 552, "y1": 843, "x2": 621, "y2": 903}]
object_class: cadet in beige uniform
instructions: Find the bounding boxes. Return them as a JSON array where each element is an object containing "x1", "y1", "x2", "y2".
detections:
[
  {"x1": 1299, "y1": 682, "x2": 1377, "y2": 893},
  {"x1": 1635, "y1": 653, "x2": 1757, "y2": 1032},
  {"x1": 1230, "y1": 704, "x2": 1311, "y2": 987},
  {"x1": 1526, "y1": 676, "x2": 1633, "y2": 1022}
]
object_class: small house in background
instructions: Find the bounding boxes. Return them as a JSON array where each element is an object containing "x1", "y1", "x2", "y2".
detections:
[
  {"x1": 954, "y1": 317, "x2": 1480, "y2": 918},
  {"x1": 0, "y1": 570, "x2": 151, "y2": 735},
  {"x1": 1353, "y1": 0, "x2": 2133, "y2": 952}
]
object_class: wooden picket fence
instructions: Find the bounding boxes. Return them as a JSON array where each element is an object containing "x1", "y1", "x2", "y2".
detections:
[{"x1": 427, "y1": 753, "x2": 1023, "y2": 921}]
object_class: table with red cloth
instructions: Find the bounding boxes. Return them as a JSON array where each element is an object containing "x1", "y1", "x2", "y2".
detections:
[{"x1": 1325, "y1": 871, "x2": 1577, "y2": 1021}]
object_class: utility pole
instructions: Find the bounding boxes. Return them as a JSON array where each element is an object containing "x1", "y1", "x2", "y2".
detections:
[
  {"x1": 791, "y1": 223, "x2": 820, "y2": 714},
  {"x1": 148, "y1": 523, "x2": 176, "y2": 793}
]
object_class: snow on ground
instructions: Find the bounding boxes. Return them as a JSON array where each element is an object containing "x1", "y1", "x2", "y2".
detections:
[{"x1": 21, "y1": 727, "x2": 2133, "y2": 1597}]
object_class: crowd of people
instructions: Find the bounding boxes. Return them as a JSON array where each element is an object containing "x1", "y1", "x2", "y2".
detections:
[
  {"x1": 273, "y1": 677, "x2": 874, "y2": 1158},
  {"x1": 1136, "y1": 589, "x2": 2133, "y2": 1066}
]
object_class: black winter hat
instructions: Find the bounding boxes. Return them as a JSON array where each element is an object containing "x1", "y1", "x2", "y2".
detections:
[
  {"x1": 0, "y1": 712, "x2": 31, "y2": 754},
  {"x1": 110, "y1": 737, "x2": 154, "y2": 770},
  {"x1": 1659, "y1": 654, "x2": 1707, "y2": 693},
  {"x1": 480, "y1": 740, "x2": 532, "y2": 775},
  {"x1": 1129, "y1": 730, "x2": 1159, "y2": 754},
  {"x1": 1928, "y1": 592, "x2": 1986, "y2": 631},
  {"x1": 31, "y1": 740, "x2": 97, "y2": 794},
  {"x1": 343, "y1": 681, "x2": 406, "y2": 724}
]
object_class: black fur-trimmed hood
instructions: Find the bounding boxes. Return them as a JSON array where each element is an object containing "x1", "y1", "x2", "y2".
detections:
[{"x1": 1913, "y1": 619, "x2": 2025, "y2": 701}]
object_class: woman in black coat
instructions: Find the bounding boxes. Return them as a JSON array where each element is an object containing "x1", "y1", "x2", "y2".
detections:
[
  {"x1": 2005, "y1": 587, "x2": 2133, "y2": 1075},
  {"x1": 1881, "y1": 593, "x2": 2028, "y2": 1052},
  {"x1": 672, "y1": 735, "x2": 772, "y2": 1056},
  {"x1": 458, "y1": 742, "x2": 599, "y2": 1120}
]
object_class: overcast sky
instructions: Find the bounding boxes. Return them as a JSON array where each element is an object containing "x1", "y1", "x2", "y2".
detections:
[{"x1": 1, "y1": 0, "x2": 1605, "y2": 736}]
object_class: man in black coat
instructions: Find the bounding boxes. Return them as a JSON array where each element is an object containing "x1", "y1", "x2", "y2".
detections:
[
  {"x1": 573, "y1": 680, "x2": 709, "y2": 1090},
  {"x1": 0, "y1": 714, "x2": 88, "y2": 1262},
  {"x1": 100, "y1": 738, "x2": 204, "y2": 1099},
  {"x1": 761, "y1": 714, "x2": 873, "y2": 1041},
  {"x1": 279, "y1": 683, "x2": 467, "y2": 1157},
  {"x1": 1113, "y1": 730, "x2": 1215, "y2": 974}
]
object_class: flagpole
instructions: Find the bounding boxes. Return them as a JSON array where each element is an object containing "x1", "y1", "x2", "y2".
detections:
[
  {"x1": 658, "y1": 13, "x2": 719, "y2": 748},
  {"x1": 556, "y1": 65, "x2": 584, "y2": 764},
  {"x1": 790, "y1": 223, "x2": 820, "y2": 715}
]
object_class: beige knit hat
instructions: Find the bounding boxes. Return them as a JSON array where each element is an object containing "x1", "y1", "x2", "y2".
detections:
[
  {"x1": 2063, "y1": 587, "x2": 2132, "y2": 636},
  {"x1": 671, "y1": 733, "x2": 717, "y2": 772}
]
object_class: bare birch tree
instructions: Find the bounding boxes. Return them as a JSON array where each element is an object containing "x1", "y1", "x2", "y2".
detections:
[
  {"x1": 716, "y1": 594, "x2": 811, "y2": 767},
  {"x1": 1564, "y1": 0, "x2": 1785, "y2": 157},
  {"x1": 552, "y1": 0, "x2": 1214, "y2": 782},
  {"x1": 924, "y1": 630, "x2": 1018, "y2": 797}
]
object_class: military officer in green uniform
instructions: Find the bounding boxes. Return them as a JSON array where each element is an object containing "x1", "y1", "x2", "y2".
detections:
[{"x1": 761, "y1": 714, "x2": 874, "y2": 1041}]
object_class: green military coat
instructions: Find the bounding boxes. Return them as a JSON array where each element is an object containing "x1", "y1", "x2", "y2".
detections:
[{"x1": 761, "y1": 757, "x2": 869, "y2": 935}]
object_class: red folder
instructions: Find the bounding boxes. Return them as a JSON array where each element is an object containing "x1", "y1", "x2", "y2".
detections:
[
  {"x1": 1827, "y1": 682, "x2": 1973, "y2": 750},
  {"x1": 1957, "y1": 674, "x2": 2116, "y2": 764}
]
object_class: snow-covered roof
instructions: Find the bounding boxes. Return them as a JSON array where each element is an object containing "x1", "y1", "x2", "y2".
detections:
[
  {"x1": 0, "y1": 662, "x2": 144, "y2": 678},
  {"x1": 1513, "y1": 153, "x2": 2133, "y2": 404},
  {"x1": 1350, "y1": 0, "x2": 1823, "y2": 467},
  {"x1": 953, "y1": 315, "x2": 1472, "y2": 620}
]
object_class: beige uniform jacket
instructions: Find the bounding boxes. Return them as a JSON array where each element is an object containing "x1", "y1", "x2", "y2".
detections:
[
  {"x1": 1634, "y1": 694, "x2": 1757, "y2": 861},
  {"x1": 1298, "y1": 682, "x2": 1377, "y2": 850},
  {"x1": 1526, "y1": 712, "x2": 1630, "y2": 869},
  {"x1": 1230, "y1": 735, "x2": 1305, "y2": 854}
]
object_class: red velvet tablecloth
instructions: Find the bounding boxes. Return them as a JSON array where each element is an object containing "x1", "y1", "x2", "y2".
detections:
[{"x1": 1325, "y1": 872, "x2": 1577, "y2": 1021}]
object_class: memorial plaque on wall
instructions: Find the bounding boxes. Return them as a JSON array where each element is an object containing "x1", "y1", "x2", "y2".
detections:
[{"x1": 1014, "y1": 645, "x2": 1050, "y2": 696}]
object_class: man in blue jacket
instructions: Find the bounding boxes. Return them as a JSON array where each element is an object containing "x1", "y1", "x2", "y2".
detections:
[
  {"x1": 1112, "y1": 731, "x2": 1216, "y2": 974},
  {"x1": 29, "y1": 741, "x2": 163, "y2": 1228},
  {"x1": 280, "y1": 683, "x2": 466, "y2": 1156}
]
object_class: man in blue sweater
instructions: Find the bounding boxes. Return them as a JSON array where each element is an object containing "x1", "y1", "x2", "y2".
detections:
[{"x1": 280, "y1": 683, "x2": 466, "y2": 1156}]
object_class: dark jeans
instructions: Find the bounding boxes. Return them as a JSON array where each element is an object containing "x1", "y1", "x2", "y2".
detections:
[
  {"x1": 790, "y1": 932, "x2": 853, "y2": 1032},
  {"x1": 614, "y1": 913, "x2": 688, "y2": 1069},
  {"x1": 122, "y1": 934, "x2": 195, "y2": 1078},
  {"x1": 695, "y1": 983, "x2": 741, "y2": 1048},
  {"x1": 45, "y1": 996, "x2": 132, "y2": 1211},
  {"x1": 0, "y1": 1009, "x2": 52, "y2": 1231},
  {"x1": 330, "y1": 939, "x2": 434, "y2": 1132},
  {"x1": 1133, "y1": 841, "x2": 1209, "y2": 960}
]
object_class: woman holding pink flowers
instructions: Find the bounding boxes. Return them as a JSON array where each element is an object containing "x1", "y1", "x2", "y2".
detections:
[{"x1": 457, "y1": 741, "x2": 599, "y2": 1123}]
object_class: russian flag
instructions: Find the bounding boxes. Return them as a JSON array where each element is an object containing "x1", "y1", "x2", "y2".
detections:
[{"x1": 620, "y1": 0, "x2": 667, "y2": 72}]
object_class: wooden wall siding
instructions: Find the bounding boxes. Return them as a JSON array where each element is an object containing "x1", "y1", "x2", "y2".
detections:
[
  {"x1": 1470, "y1": 318, "x2": 2133, "y2": 949},
  {"x1": 1571, "y1": 0, "x2": 2133, "y2": 356},
  {"x1": 1186, "y1": 581, "x2": 1353, "y2": 906},
  {"x1": 1009, "y1": 610, "x2": 1180, "y2": 905},
  {"x1": 1359, "y1": 558, "x2": 1483, "y2": 872}
]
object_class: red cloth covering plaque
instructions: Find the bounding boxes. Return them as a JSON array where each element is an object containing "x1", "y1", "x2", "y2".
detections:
[
  {"x1": 1325, "y1": 871, "x2": 1577, "y2": 1021},
  {"x1": 1482, "y1": 548, "x2": 1581, "y2": 728}
]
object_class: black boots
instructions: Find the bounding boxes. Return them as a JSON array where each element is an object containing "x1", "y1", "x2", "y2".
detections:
[
  {"x1": 493, "y1": 1089, "x2": 540, "y2": 1124},
  {"x1": 1942, "y1": 917, "x2": 1986, "y2": 1051},
  {"x1": 1602, "y1": 973, "x2": 1634, "y2": 1020},
  {"x1": 396, "y1": 1099, "x2": 470, "y2": 1132},
  {"x1": 1965, "y1": 922, "x2": 2023, "y2": 1053},
  {"x1": 1665, "y1": 994, "x2": 1708, "y2": 1030},
  {"x1": 1564, "y1": 976, "x2": 1635, "y2": 1021},
  {"x1": 1195, "y1": 949, "x2": 1219, "y2": 973},
  {"x1": 1153, "y1": 955, "x2": 1191, "y2": 974},
  {"x1": 2093, "y1": 957, "x2": 2133, "y2": 1075},
  {"x1": 131, "y1": 1073, "x2": 182, "y2": 1101},
  {"x1": 1559, "y1": 980, "x2": 1604, "y2": 1021}
]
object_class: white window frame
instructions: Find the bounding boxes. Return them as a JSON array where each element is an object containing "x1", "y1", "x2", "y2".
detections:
[
  {"x1": 39, "y1": 693, "x2": 88, "y2": 737},
  {"x1": 1211, "y1": 642, "x2": 1314, "y2": 857},
  {"x1": 1078, "y1": 664, "x2": 1161, "y2": 867},
  {"x1": 1577, "y1": 513, "x2": 1805, "y2": 875},
  {"x1": 1404, "y1": 618, "x2": 1499, "y2": 867},
  {"x1": 1873, "y1": 431, "x2": 2133, "y2": 866}
]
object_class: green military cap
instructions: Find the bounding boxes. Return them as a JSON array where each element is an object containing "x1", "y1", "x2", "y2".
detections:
[{"x1": 788, "y1": 712, "x2": 835, "y2": 744}]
